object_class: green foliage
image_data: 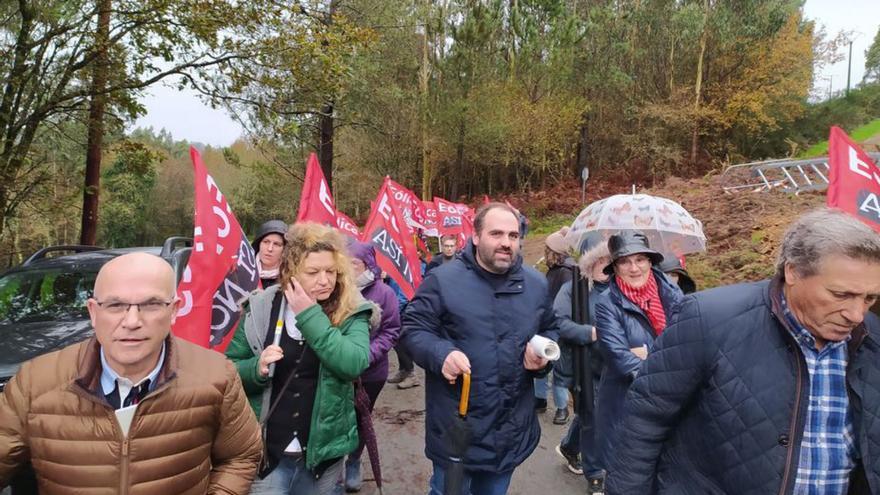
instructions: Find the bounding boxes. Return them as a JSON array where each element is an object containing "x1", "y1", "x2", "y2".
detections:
[
  {"x1": 865, "y1": 27, "x2": 880, "y2": 84},
  {"x1": 224, "y1": 149, "x2": 298, "y2": 235},
  {"x1": 784, "y1": 83, "x2": 880, "y2": 157},
  {"x1": 529, "y1": 213, "x2": 577, "y2": 237},
  {"x1": 99, "y1": 141, "x2": 161, "y2": 247},
  {"x1": 799, "y1": 118, "x2": 880, "y2": 157},
  {"x1": 0, "y1": 0, "x2": 850, "y2": 268}
]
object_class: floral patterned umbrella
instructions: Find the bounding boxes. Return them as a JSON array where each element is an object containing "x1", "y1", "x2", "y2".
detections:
[{"x1": 564, "y1": 193, "x2": 707, "y2": 256}]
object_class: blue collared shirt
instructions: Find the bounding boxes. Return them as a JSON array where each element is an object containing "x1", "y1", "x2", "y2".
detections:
[
  {"x1": 100, "y1": 342, "x2": 165, "y2": 409},
  {"x1": 781, "y1": 293, "x2": 856, "y2": 495}
]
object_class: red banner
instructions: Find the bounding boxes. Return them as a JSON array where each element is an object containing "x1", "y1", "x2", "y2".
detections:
[
  {"x1": 297, "y1": 153, "x2": 338, "y2": 226},
  {"x1": 421, "y1": 200, "x2": 439, "y2": 237},
  {"x1": 335, "y1": 211, "x2": 361, "y2": 238},
  {"x1": 460, "y1": 211, "x2": 475, "y2": 247},
  {"x1": 296, "y1": 152, "x2": 360, "y2": 238},
  {"x1": 174, "y1": 147, "x2": 259, "y2": 352},
  {"x1": 386, "y1": 179, "x2": 427, "y2": 232},
  {"x1": 361, "y1": 178, "x2": 423, "y2": 299},
  {"x1": 827, "y1": 126, "x2": 880, "y2": 232},
  {"x1": 434, "y1": 197, "x2": 475, "y2": 246}
]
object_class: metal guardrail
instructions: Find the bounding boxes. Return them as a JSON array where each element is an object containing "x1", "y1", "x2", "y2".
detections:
[{"x1": 721, "y1": 152, "x2": 880, "y2": 194}]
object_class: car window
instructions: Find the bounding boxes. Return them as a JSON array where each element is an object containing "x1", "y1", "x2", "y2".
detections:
[{"x1": 0, "y1": 267, "x2": 97, "y2": 323}]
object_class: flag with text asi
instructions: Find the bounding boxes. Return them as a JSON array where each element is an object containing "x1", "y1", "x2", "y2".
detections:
[
  {"x1": 173, "y1": 147, "x2": 259, "y2": 352},
  {"x1": 434, "y1": 197, "x2": 475, "y2": 246},
  {"x1": 827, "y1": 126, "x2": 880, "y2": 232},
  {"x1": 362, "y1": 177, "x2": 423, "y2": 299},
  {"x1": 296, "y1": 152, "x2": 360, "y2": 238}
]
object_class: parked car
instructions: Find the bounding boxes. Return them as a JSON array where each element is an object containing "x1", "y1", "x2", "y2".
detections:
[{"x1": 0, "y1": 237, "x2": 191, "y2": 392}]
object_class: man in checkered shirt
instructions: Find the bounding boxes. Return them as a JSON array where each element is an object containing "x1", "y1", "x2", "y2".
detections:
[{"x1": 605, "y1": 208, "x2": 880, "y2": 495}]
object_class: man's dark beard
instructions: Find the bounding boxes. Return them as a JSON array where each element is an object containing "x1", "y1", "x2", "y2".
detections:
[{"x1": 477, "y1": 247, "x2": 513, "y2": 274}]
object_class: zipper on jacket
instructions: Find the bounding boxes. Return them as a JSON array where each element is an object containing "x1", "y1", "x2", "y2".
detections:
[
  {"x1": 779, "y1": 340, "x2": 805, "y2": 495},
  {"x1": 120, "y1": 437, "x2": 130, "y2": 493}
]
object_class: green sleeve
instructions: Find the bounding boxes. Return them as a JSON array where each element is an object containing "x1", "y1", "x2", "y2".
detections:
[
  {"x1": 296, "y1": 305, "x2": 370, "y2": 381},
  {"x1": 224, "y1": 313, "x2": 269, "y2": 394}
]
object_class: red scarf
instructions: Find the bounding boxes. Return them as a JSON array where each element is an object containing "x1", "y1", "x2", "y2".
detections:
[{"x1": 616, "y1": 273, "x2": 667, "y2": 335}]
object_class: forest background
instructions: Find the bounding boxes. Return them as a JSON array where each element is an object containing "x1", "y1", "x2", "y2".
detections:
[{"x1": 3, "y1": 0, "x2": 880, "y2": 268}]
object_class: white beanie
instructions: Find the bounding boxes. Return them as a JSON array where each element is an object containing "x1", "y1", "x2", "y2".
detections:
[{"x1": 545, "y1": 226, "x2": 571, "y2": 254}]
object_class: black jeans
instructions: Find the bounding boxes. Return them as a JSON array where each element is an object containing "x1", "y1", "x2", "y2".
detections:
[
  {"x1": 395, "y1": 343, "x2": 414, "y2": 372},
  {"x1": 561, "y1": 381, "x2": 603, "y2": 479}
]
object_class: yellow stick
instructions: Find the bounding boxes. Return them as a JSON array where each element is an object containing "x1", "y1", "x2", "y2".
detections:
[{"x1": 459, "y1": 373, "x2": 471, "y2": 417}]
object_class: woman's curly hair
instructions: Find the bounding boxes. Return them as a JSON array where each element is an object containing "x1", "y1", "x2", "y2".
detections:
[{"x1": 279, "y1": 222, "x2": 361, "y2": 326}]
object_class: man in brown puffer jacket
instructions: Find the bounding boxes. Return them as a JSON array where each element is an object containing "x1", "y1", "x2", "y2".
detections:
[{"x1": 0, "y1": 252, "x2": 262, "y2": 494}]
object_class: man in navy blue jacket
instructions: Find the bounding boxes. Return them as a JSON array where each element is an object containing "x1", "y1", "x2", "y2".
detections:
[
  {"x1": 607, "y1": 208, "x2": 880, "y2": 494},
  {"x1": 402, "y1": 202, "x2": 558, "y2": 495}
]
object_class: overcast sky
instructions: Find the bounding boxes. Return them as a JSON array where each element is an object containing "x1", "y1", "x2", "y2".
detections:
[{"x1": 131, "y1": 2, "x2": 880, "y2": 147}]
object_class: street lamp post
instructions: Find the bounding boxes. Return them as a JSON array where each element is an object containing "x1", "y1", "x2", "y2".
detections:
[{"x1": 847, "y1": 40, "x2": 853, "y2": 97}]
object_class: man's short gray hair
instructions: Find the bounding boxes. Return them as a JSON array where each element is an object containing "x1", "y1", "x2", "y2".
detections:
[{"x1": 776, "y1": 208, "x2": 880, "y2": 279}]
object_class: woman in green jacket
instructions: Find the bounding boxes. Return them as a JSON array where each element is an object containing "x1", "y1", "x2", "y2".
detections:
[{"x1": 226, "y1": 222, "x2": 374, "y2": 495}]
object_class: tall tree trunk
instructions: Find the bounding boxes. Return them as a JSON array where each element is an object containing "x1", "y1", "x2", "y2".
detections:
[
  {"x1": 419, "y1": 3, "x2": 431, "y2": 200},
  {"x1": 690, "y1": 0, "x2": 709, "y2": 164},
  {"x1": 0, "y1": 1, "x2": 37, "y2": 239},
  {"x1": 508, "y1": 0, "x2": 517, "y2": 80},
  {"x1": 318, "y1": 0, "x2": 338, "y2": 192},
  {"x1": 668, "y1": 37, "x2": 676, "y2": 94},
  {"x1": 80, "y1": 0, "x2": 111, "y2": 245},
  {"x1": 319, "y1": 102, "x2": 334, "y2": 191},
  {"x1": 451, "y1": 119, "x2": 465, "y2": 199}
]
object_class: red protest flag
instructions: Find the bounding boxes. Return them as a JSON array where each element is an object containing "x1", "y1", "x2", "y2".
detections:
[
  {"x1": 433, "y1": 197, "x2": 475, "y2": 248},
  {"x1": 460, "y1": 205, "x2": 475, "y2": 247},
  {"x1": 421, "y1": 200, "x2": 439, "y2": 237},
  {"x1": 434, "y1": 197, "x2": 466, "y2": 237},
  {"x1": 454, "y1": 201, "x2": 475, "y2": 247},
  {"x1": 386, "y1": 178, "x2": 427, "y2": 232},
  {"x1": 827, "y1": 126, "x2": 880, "y2": 232},
  {"x1": 297, "y1": 152, "x2": 338, "y2": 226},
  {"x1": 174, "y1": 147, "x2": 259, "y2": 352},
  {"x1": 362, "y1": 178, "x2": 423, "y2": 299},
  {"x1": 296, "y1": 152, "x2": 361, "y2": 238},
  {"x1": 416, "y1": 235, "x2": 432, "y2": 262},
  {"x1": 335, "y1": 210, "x2": 361, "y2": 238}
]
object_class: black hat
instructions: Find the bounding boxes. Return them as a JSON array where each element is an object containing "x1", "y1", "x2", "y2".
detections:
[
  {"x1": 603, "y1": 230, "x2": 664, "y2": 275},
  {"x1": 658, "y1": 255, "x2": 697, "y2": 294},
  {"x1": 252, "y1": 220, "x2": 288, "y2": 252}
]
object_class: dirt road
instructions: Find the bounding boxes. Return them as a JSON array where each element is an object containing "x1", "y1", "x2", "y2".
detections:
[{"x1": 355, "y1": 363, "x2": 587, "y2": 495}]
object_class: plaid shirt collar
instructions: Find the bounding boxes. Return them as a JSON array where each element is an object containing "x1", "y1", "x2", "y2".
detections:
[{"x1": 780, "y1": 290, "x2": 856, "y2": 495}]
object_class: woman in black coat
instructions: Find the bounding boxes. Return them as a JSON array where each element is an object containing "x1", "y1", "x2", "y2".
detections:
[{"x1": 594, "y1": 231, "x2": 683, "y2": 483}]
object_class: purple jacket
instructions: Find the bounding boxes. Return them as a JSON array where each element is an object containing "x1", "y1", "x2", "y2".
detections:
[{"x1": 349, "y1": 241, "x2": 402, "y2": 382}]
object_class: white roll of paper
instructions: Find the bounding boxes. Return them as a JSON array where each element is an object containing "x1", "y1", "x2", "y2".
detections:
[{"x1": 529, "y1": 335, "x2": 561, "y2": 361}]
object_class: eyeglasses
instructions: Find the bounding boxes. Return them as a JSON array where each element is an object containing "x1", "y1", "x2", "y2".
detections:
[
  {"x1": 94, "y1": 300, "x2": 175, "y2": 315},
  {"x1": 615, "y1": 256, "x2": 652, "y2": 268}
]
